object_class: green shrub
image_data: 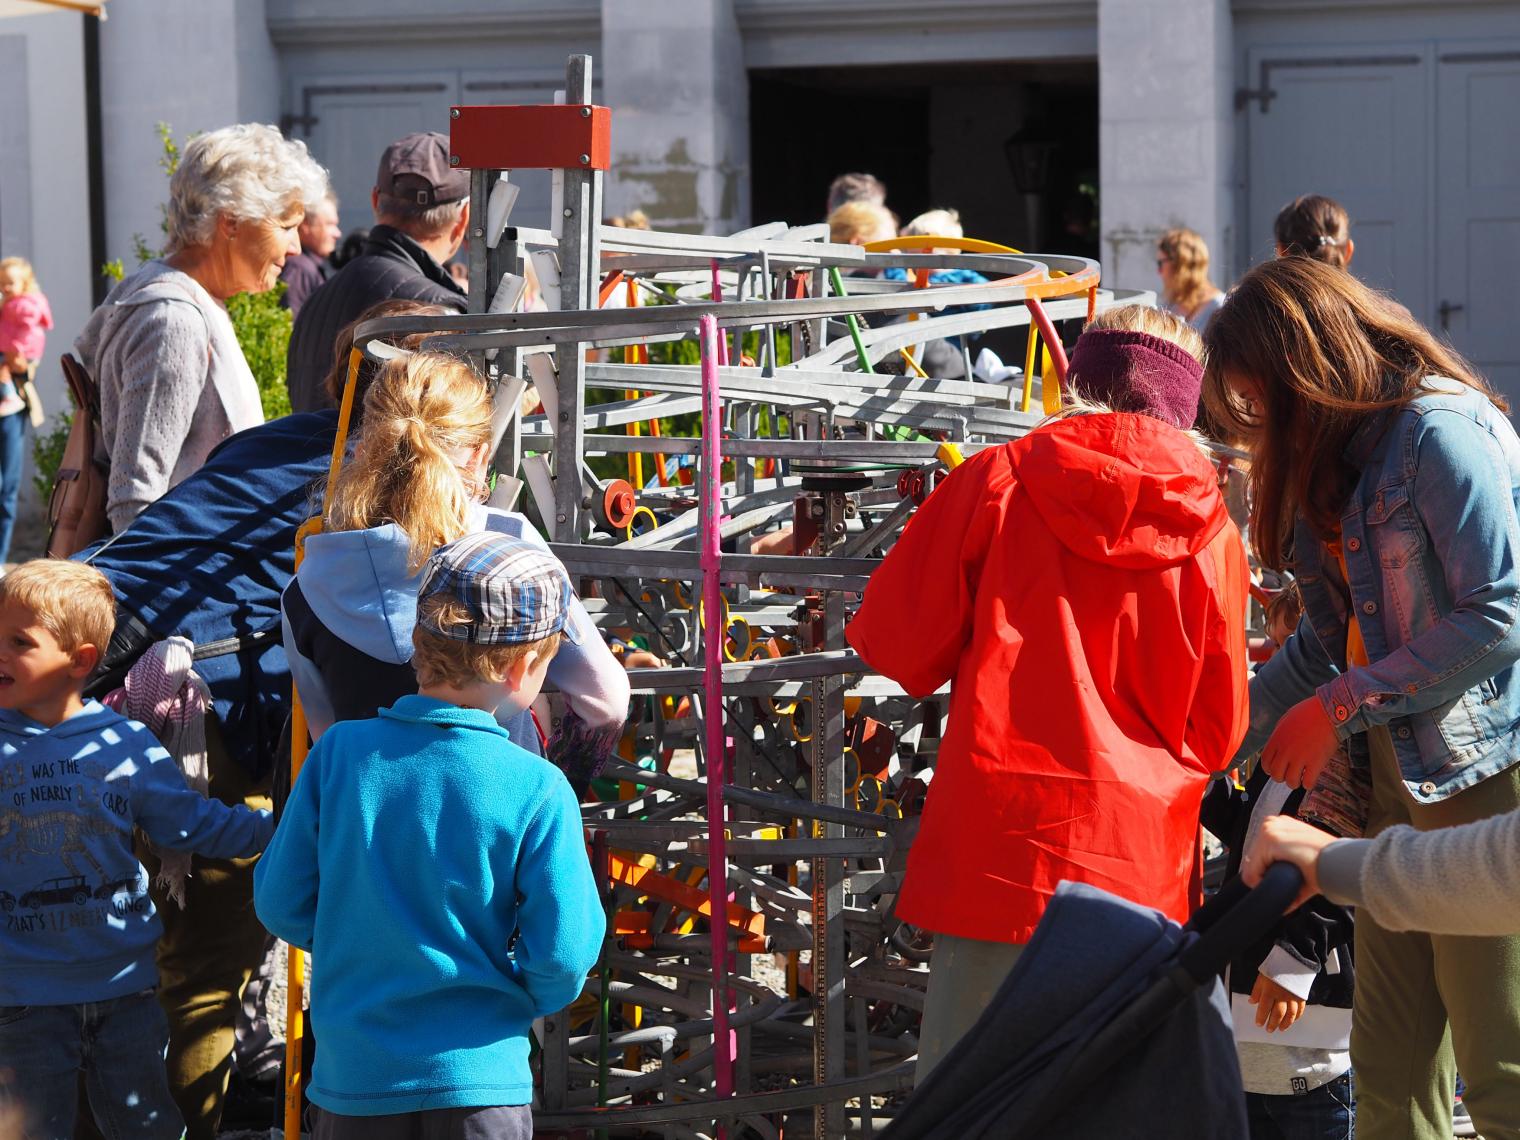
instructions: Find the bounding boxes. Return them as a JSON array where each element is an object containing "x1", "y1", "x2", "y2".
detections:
[
  {"x1": 229, "y1": 285, "x2": 293, "y2": 419},
  {"x1": 31, "y1": 411, "x2": 71, "y2": 504}
]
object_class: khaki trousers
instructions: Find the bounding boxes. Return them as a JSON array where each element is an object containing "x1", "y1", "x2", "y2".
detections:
[
  {"x1": 1352, "y1": 726, "x2": 1520, "y2": 1140},
  {"x1": 142, "y1": 721, "x2": 271, "y2": 1140},
  {"x1": 914, "y1": 934, "x2": 1025, "y2": 1084}
]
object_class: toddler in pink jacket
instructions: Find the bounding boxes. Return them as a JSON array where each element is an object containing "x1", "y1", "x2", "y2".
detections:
[{"x1": 0, "y1": 257, "x2": 53, "y2": 416}]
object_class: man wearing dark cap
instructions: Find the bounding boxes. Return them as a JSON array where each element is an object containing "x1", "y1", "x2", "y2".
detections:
[{"x1": 285, "y1": 131, "x2": 471, "y2": 413}]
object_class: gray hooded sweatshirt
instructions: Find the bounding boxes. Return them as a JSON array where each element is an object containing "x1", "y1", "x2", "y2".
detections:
[{"x1": 75, "y1": 259, "x2": 263, "y2": 530}]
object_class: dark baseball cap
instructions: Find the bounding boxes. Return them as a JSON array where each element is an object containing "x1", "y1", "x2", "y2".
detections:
[{"x1": 375, "y1": 131, "x2": 470, "y2": 208}]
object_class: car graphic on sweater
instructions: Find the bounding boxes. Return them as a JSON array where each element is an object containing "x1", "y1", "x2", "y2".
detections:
[
  {"x1": 19, "y1": 875, "x2": 91, "y2": 909},
  {"x1": 94, "y1": 874, "x2": 141, "y2": 900}
]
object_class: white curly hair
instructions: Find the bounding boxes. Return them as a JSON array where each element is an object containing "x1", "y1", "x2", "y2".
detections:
[{"x1": 165, "y1": 124, "x2": 330, "y2": 252}]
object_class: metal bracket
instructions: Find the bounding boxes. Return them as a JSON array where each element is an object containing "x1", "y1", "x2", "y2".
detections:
[{"x1": 1235, "y1": 53, "x2": 1422, "y2": 112}]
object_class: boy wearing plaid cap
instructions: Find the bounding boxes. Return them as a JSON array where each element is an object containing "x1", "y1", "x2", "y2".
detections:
[{"x1": 255, "y1": 534, "x2": 603, "y2": 1139}]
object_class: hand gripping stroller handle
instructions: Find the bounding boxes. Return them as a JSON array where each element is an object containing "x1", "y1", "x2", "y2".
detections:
[{"x1": 1178, "y1": 862, "x2": 1305, "y2": 985}]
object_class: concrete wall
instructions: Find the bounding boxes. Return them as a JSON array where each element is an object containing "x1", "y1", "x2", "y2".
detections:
[
  {"x1": 0, "y1": 13, "x2": 91, "y2": 552},
  {"x1": 736, "y1": 0, "x2": 1097, "y2": 69},
  {"x1": 1097, "y1": 0, "x2": 1233, "y2": 295},
  {"x1": 602, "y1": 0, "x2": 749, "y2": 233},
  {"x1": 98, "y1": 0, "x2": 279, "y2": 267}
]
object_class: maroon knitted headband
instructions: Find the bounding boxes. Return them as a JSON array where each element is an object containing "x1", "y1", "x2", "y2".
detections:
[{"x1": 1065, "y1": 329, "x2": 1204, "y2": 430}]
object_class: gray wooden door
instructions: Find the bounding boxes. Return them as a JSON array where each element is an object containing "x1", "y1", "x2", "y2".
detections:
[
  {"x1": 1436, "y1": 46, "x2": 1520, "y2": 402},
  {"x1": 1243, "y1": 46, "x2": 1433, "y2": 318},
  {"x1": 291, "y1": 74, "x2": 460, "y2": 233}
]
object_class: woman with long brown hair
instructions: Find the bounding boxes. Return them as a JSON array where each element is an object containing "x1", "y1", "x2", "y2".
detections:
[{"x1": 1204, "y1": 255, "x2": 1520, "y2": 1140}]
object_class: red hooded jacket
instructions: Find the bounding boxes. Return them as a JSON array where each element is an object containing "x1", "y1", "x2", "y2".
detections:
[{"x1": 847, "y1": 413, "x2": 1249, "y2": 943}]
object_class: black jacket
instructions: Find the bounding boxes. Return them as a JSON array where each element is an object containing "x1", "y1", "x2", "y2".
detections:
[
  {"x1": 1200, "y1": 767, "x2": 1356, "y2": 1010},
  {"x1": 285, "y1": 224, "x2": 465, "y2": 413}
]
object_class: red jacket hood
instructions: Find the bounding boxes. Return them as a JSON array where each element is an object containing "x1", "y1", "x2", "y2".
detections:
[{"x1": 1011, "y1": 412, "x2": 1228, "y2": 569}]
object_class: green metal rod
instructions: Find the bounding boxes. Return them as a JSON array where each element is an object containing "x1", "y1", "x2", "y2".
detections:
[{"x1": 827, "y1": 266, "x2": 875, "y2": 375}]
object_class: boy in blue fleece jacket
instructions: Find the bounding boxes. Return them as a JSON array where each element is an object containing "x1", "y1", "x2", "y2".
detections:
[
  {"x1": 255, "y1": 533, "x2": 603, "y2": 1139},
  {"x1": 0, "y1": 560, "x2": 273, "y2": 1139}
]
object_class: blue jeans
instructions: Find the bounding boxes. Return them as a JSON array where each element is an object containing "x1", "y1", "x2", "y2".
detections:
[
  {"x1": 1246, "y1": 1071, "x2": 1355, "y2": 1140},
  {"x1": 0, "y1": 407, "x2": 24, "y2": 565},
  {"x1": 0, "y1": 989, "x2": 185, "y2": 1139}
]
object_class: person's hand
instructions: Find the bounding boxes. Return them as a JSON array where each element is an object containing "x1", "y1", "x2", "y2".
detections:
[
  {"x1": 622, "y1": 649, "x2": 666, "y2": 670},
  {"x1": 1241, "y1": 813, "x2": 1339, "y2": 908},
  {"x1": 1260, "y1": 696, "x2": 1339, "y2": 789},
  {"x1": 1250, "y1": 972, "x2": 1306, "y2": 1033}
]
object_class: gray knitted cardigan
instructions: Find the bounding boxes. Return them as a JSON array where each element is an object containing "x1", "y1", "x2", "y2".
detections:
[
  {"x1": 75, "y1": 260, "x2": 263, "y2": 531},
  {"x1": 1319, "y1": 811, "x2": 1520, "y2": 935}
]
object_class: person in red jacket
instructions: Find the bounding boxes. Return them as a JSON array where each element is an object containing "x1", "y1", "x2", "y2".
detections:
[{"x1": 847, "y1": 304, "x2": 1250, "y2": 1080}]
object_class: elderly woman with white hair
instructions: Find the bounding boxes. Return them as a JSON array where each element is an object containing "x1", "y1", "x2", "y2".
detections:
[{"x1": 76, "y1": 123, "x2": 329, "y2": 531}]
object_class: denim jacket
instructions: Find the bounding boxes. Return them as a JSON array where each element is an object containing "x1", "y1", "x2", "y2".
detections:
[{"x1": 1239, "y1": 381, "x2": 1520, "y2": 803}]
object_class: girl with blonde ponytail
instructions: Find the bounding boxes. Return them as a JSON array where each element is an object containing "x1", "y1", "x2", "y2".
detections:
[
  {"x1": 324, "y1": 352, "x2": 493, "y2": 571},
  {"x1": 282, "y1": 351, "x2": 628, "y2": 792}
]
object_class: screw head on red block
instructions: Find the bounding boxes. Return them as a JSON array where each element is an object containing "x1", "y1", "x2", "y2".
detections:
[{"x1": 604, "y1": 481, "x2": 637, "y2": 529}]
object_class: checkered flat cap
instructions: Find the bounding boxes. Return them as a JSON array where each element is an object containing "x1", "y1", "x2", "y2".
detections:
[{"x1": 417, "y1": 532, "x2": 579, "y2": 646}]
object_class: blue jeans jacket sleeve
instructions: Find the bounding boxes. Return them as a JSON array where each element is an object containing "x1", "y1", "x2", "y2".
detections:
[
  {"x1": 1321, "y1": 408, "x2": 1520, "y2": 736},
  {"x1": 1236, "y1": 615, "x2": 1340, "y2": 763}
]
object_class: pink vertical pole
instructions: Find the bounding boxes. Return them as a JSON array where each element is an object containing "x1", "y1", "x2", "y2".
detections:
[{"x1": 698, "y1": 313, "x2": 735, "y2": 1120}]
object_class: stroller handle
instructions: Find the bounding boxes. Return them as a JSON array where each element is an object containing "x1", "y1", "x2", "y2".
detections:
[{"x1": 1178, "y1": 862, "x2": 1304, "y2": 985}]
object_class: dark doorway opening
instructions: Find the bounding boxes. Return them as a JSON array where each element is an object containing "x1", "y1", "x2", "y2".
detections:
[{"x1": 749, "y1": 60, "x2": 1098, "y2": 257}]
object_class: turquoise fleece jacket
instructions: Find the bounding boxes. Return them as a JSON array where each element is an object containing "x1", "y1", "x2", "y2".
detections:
[
  {"x1": 254, "y1": 694, "x2": 603, "y2": 1115},
  {"x1": 0, "y1": 701, "x2": 273, "y2": 1005}
]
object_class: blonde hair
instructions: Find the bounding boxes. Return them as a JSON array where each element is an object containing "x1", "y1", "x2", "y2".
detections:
[
  {"x1": 900, "y1": 208, "x2": 963, "y2": 239},
  {"x1": 1083, "y1": 303, "x2": 1204, "y2": 359},
  {"x1": 1156, "y1": 227, "x2": 1219, "y2": 314},
  {"x1": 0, "y1": 258, "x2": 39, "y2": 294},
  {"x1": 325, "y1": 352, "x2": 493, "y2": 572},
  {"x1": 829, "y1": 201, "x2": 895, "y2": 246},
  {"x1": 411, "y1": 595, "x2": 560, "y2": 689},
  {"x1": 0, "y1": 560, "x2": 115, "y2": 657},
  {"x1": 167, "y1": 123, "x2": 330, "y2": 252}
]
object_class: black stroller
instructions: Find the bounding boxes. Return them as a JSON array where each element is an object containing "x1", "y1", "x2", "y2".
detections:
[{"x1": 883, "y1": 863, "x2": 1304, "y2": 1139}]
